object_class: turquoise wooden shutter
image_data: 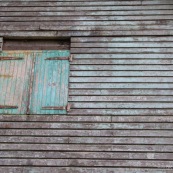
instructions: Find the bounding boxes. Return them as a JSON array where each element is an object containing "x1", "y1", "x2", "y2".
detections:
[
  {"x1": 0, "y1": 51, "x2": 33, "y2": 114},
  {"x1": 30, "y1": 50, "x2": 70, "y2": 114}
]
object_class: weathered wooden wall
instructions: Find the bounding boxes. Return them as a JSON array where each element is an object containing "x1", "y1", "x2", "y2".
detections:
[
  {"x1": 69, "y1": 36, "x2": 173, "y2": 115},
  {"x1": 0, "y1": 0, "x2": 173, "y2": 37},
  {"x1": 0, "y1": 0, "x2": 173, "y2": 172}
]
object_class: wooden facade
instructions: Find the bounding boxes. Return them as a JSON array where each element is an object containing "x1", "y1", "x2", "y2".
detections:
[{"x1": 0, "y1": 0, "x2": 173, "y2": 172}]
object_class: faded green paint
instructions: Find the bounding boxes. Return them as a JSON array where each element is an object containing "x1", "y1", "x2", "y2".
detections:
[
  {"x1": 0, "y1": 50, "x2": 70, "y2": 115},
  {"x1": 30, "y1": 50, "x2": 70, "y2": 114},
  {"x1": 0, "y1": 51, "x2": 33, "y2": 114}
]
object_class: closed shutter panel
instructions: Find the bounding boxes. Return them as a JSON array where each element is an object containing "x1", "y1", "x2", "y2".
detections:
[
  {"x1": 0, "y1": 51, "x2": 33, "y2": 114},
  {"x1": 30, "y1": 50, "x2": 70, "y2": 114}
]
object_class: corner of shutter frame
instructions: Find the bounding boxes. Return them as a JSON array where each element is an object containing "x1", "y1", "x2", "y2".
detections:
[{"x1": 0, "y1": 37, "x2": 3, "y2": 51}]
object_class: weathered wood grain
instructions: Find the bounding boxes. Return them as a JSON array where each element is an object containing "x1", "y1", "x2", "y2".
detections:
[
  {"x1": 70, "y1": 77, "x2": 173, "y2": 83},
  {"x1": 0, "y1": 1, "x2": 142, "y2": 7},
  {"x1": 72, "y1": 54, "x2": 173, "y2": 59},
  {"x1": 1, "y1": 122, "x2": 173, "y2": 129},
  {"x1": 71, "y1": 36, "x2": 173, "y2": 42},
  {"x1": 1, "y1": 144, "x2": 173, "y2": 152},
  {"x1": 70, "y1": 83, "x2": 173, "y2": 89},
  {"x1": 1, "y1": 30, "x2": 173, "y2": 38},
  {"x1": 71, "y1": 59, "x2": 173, "y2": 65},
  {"x1": 1, "y1": 5, "x2": 173, "y2": 11},
  {"x1": 70, "y1": 65, "x2": 173, "y2": 71},
  {"x1": 1, "y1": 151, "x2": 173, "y2": 160},
  {"x1": 69, "y1": 109, "x2": 173, "y2": 115},
  {"x1": 0, "y1": 167, "x2": 172, "y2": 173},
  {"x1": 71, "y1": 102, "x2": 173, "y2": 109},
  {"x1": 1, "y1": 25, "x2": 173, "y2": 31},
  {"x1": 69, "y1": 89, "x2": 173, "y2": 96},
  {"x1": 1, "y1": 16, "x2": 173, "y2": 22},
  {"x1": 69, "y1": 96, "x2": 173, "y2": 102},
  {"x1": 0, "y1": 158, "x2": 173, "y2": 167},
  {"x1": 70, "y1": 71, "x2": 173, "y2": 76},
  {"x1": 1, "y1": 10, "x2": 173, "y2": 17},
  {"x1": 69, "y1": 137, "x2": 173, "y2": 144},
  {"x1": 0, "y1": 115, "x2": 111, "y2": 122},
  {"x1": 0, "y1": 129, "x2": 172, "y2": 137},
  {"x1": 1, "y1": 136, "x2": 173, "y2": 145}
]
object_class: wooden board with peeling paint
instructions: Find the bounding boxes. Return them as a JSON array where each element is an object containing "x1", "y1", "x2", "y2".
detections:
[
  {"x1": 29, "y1": 50, "x2": 70, "y2": 114},
  {"x1": 0, "y1": 51, "x2": 33, "y2": 114}
]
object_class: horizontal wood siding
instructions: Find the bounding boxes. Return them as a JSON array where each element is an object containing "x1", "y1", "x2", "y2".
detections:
[
  {"x1": 0, "y1": 115, "x2": 173, "y2": 172},
  {"x1": 0, "y1": 0, "x2": 173, "y2": 172},
  {"x1": 0, "y1": 0, "x2": 173, "y2": 38},
  {"x1": 70, "y1": 36, "x2": 173, "y2": 116}
]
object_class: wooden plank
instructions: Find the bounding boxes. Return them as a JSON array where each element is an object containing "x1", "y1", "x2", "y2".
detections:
[
  {"x1": 1, "y1": 30, "x2": 173, "y2": 38},
  {"x1": 1, "y1": 144, "x2": 173, "y2": 152},
  {"x1": 143, "y1": 0, "x2": 173, "y2": 5},
  {"x1": 41, "y1": 25, "x2": 173, "y2": 31},
  {"x1": 1, "y1": 10, "x2": 173, "y2": 17},
  {"x1": 0, "y1": 159, "x2": 173, "y2": 167},
  {"x1": 0, "y1": 1, "x2": 142, "y2": 7},
  {"x1": 0, "y1": 168, "x2": 172, "y2": 173},
  {"x1": 70, "y1": 71, "x2": 173, "y2": 77},
  {"x1": 71, "y1": 36, "x2": 173, "y2": 42},
  {"x1": 70, "y1": 77, "x2": 173, "y2": 83},
  {"x1": 71, "y1": 59, "x2": 173, "y2": 65},
  {"x1": 0, "y1": 129, "x2": 172, "y2": 137},
  {"x1": 71, "y1": 102, "x2": 173, "y2": 109},
  {"x1": 1, "y1": 136, "x2": 173, "y2": 145},
  {"x1": 72, "y1": 54, "x2": 173, "y2": 59},
  {"x1": 1, "y1": 25, "x2": 173, "y2": 31},
  {"x1": 1, "y1": 16, "x2": 173, "y2": 21},
  {"x1": 72, "y1": 42, "x2": 173, "y2": 48},
  {"x1": 0, "y1": 115, "x2": 111, "y2": 122},
  {"x1": 69, "y1": 109, "x2": 173, "y2": 116},
  {"x1": 69, "y1": 137, "x2": 173, "y2": 144},
  {"x1": 70, "y1": 65, "x2": 173, "y2": 71},
  {"x1": 69, "y1": 89, "x2": 173, "y2": 96},
  {"x1": 0, "y1": 5, "x2": 173, "y2": 11},
  {"x1": 71, "y1": 48, "x2": 173, "y2": 53},
  {"x1": 1, "y1": 20, "x2": 172, "y2": 26},
  {"x1": 0, "y1": 122, "x2": 173, "y2": 129},
  {"x1": 1, "y1": 151, "x2": 173, "y2": 160},
  {"x1": 70, "y1": 83, "x2": 173, "y2": 89},
  {"x1": 69, "y1": 96, "x2": 173, "y2": 102},
  {"x1": 0, "y1": 136, "x2": 68, "y2": 143}
]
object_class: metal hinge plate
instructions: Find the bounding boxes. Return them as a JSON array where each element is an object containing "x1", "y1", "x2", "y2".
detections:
[
  {"x1": 0, "y1": 105, "x2": 18, "y2": 109},
  {"x1": 0, "y1": 57, "x2": 24, "y2": 61}
]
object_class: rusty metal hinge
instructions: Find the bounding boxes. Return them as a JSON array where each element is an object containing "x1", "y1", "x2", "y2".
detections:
[
  {"x1": 0, "y1": 57, "x2": 24, "y2": 61},
  {"x1": 0, "y1": 37, "x2": 3, "y2": 51},
  {"x1": 42, "y1": 104, "x2": 71, "y2": 112},
  {"x1": 45, "y1": 55, "x2": 73, "y2": 62},
  {"x1": 0, "y1": 105, "x2": 18, "y2": 109}
]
